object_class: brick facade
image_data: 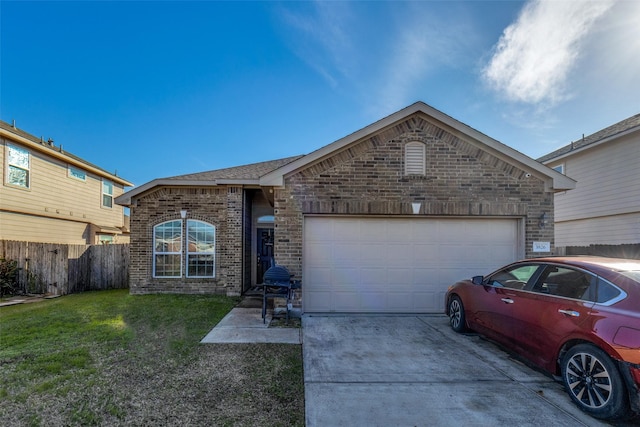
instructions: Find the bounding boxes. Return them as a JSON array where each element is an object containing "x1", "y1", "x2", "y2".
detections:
[
  {"x1": 123, "y1": 108, "x2": 564, "y2": 298},
  {"x1": 128, "y1": 186, "x2": 243, "y2": 295},
  {"x1": 273, "y1": 113, "x2": 554, "y2": 279}
]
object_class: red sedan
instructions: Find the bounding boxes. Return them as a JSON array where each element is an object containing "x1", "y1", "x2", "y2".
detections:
[{"x1": 445, "y1": 256, "x2": 640, "y2": 420}]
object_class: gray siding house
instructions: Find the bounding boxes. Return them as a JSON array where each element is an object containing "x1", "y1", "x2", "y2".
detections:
[
  {"x1": 539, "y1": 113, "x2": 640, "y2": 254},
  {"x1": 116, "y1": 102, "x2": 574, "y2": 313}
]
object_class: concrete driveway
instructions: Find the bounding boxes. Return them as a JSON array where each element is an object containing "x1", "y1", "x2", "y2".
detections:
[{"x1": 302, "y1": 315, "x2": 610, "y2": 427}]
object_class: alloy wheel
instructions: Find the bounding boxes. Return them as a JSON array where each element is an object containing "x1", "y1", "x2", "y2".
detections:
[{"x1": 565, "y1": 351, "x2": 612, "y2": 409}]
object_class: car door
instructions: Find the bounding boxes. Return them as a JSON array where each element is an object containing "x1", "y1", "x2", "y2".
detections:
[
  {"x1": 469, "y1": 264, "x2": 543, "y2": 347},
  {"x1": 508, "y1": 264, "x2": 596, "y2": 371}
]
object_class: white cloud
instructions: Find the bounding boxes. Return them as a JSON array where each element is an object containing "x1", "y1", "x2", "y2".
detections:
[
  {"x1": 483, "y1": 0, "x2": 615, "y2": 105},
  {"x1": 278, "y1": 1, "x2": 355, "y2": 88}
]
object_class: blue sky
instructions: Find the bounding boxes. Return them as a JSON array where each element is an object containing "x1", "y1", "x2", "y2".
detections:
[{"x1": 2, "y1": 1, "x2": 639, "y2": 188}]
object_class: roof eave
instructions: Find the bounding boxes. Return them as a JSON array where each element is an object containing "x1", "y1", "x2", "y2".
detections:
[
  {"x1": 540, "y1": 126, "x2": 640, "y2": 164},
  {"x1": 0, "y1": 127, "x2": 133, "y2": 187},
  {"x1": 114, "y1": 178, "x2": 261, "y2": 206}
]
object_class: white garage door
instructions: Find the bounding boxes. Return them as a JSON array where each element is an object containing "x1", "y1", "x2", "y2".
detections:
[{"x1": 303, "y1": 217, "x2": 522, "y2": 313}]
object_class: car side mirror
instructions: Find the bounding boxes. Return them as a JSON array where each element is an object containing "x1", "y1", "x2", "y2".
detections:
[{"x1": 472, "y1": 276, "x2": 484, "y2": 285}]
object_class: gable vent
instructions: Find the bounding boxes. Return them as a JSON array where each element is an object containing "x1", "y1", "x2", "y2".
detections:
[{"x1": 405, "y1": 141, "x2": 426, "y2": 175}]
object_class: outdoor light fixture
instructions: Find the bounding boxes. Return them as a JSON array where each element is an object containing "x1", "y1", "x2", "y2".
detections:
[
  {"x1": 412, "y1": 202, "x2": 422, "y2": 215},
  {"x1": 539, "y1": 212, "x2": 548, "y2": 229},
  {"x1": 180, "y1": 210, "x2": 187, "y2": 219}
]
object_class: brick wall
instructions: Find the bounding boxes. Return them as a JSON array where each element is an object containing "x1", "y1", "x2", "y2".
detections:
[
  {"x1": 128, "y1": 186, "x2": 243, "y2": 295},
  {"x1": 274, "y1": 113, "x2": 554, "y2": 278}
]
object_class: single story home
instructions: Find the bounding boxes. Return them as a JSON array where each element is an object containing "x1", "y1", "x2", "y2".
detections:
[{"x1": 116, "y1": 102, "x2": 574, "y2": 313}]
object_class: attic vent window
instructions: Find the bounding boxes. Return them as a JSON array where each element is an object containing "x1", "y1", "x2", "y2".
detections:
[{"x1": 405, "y1": 141, "x2": 426, "y2": 175}]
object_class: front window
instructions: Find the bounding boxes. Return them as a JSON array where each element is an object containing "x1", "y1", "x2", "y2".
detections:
[
  {"x1": 186, "y1": 220, "x2": 216, "y2": 278},
  {"x1": 153, "y1": 220, "x2": 182, "y2": 277},
  {"x1": 153, "y1": 219, "x2": 216, "y2": 278},
  {"x1": 6, "y1": 144, "x2": 30, "y2": 188},
  {"x1": 102, "y1": 180, "x2": 113, "y2": 208}
]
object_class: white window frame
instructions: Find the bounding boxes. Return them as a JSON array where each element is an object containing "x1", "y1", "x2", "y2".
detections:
[
  {"x1": 152, "y1": 219, "x2": 216, "y2": 278},
  {"x1": 6, "y1": 143, "x2": 30, "y2": 188},
  {"x1": 68, "y1": 166, "x2": 87, "y2": 181},
  {"x1": 186, "y1": 220, "x2": 216, "y2": 278},
  {"x1": 405, "y1": 141, "x2": 426, "y2": 176},
  {"x1": 153, "y1": 220, "x2": 183, "y2": 278},
  {"x1": 552, "y1": 164, "x2": 565, "y2": 175},
  {"x1": 102, "y1": 179, "x2": 113, "y2": 208}
]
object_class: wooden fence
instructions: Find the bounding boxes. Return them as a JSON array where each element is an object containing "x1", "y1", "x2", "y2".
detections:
[{"x1": 1, "y1": 240, "x2": 129, "y2": 296}]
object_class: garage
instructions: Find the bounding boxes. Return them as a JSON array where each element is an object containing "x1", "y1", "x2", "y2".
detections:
[{"x1": 303, "y1": 216, "x2": 523, "y2": 313}]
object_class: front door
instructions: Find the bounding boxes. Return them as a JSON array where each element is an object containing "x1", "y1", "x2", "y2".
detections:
[{"x1": 256, "y1": 228, "x2": 274, "y2": 283}]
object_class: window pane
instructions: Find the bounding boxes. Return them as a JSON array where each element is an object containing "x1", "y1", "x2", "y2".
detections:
[
  {"x1": 69, "y1": 166, "x2": 86, "y2": 180},
  {"x1": 8, "y1": 166, "x2": 29, "y2": 187},
  {"x1": 103, "y1": 194, "x2": 113, "y2": 208},
  {"x1": 490, "y1": 265, "x2": 539, "y2": 289},
  {"x1": 154, "y1": 254, "x2": 181, "y2": 277},
  {"x1": 154, "y1": 221, "x2": 182, "y2": 252},
  {"x1": 596, "y1": 278, "x2": 621, "y2": 303},
  {"x1": 186, "y1": 220, "x2": 215, "y2": 277},
  {"x1": 103, "y1": 180, "x2": 113, "y2": 195},
  {"x1": 188, "y1": 254, "x2": 214, "y2": 277},
  {"x1": 8, "y1": 145, "x2": 29, "y2": 168},
  {"x1": 535, "y1": 266, "x2": 595, "y2": 300}
]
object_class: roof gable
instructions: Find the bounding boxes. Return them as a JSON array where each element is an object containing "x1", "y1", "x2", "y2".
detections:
[{"x1": 260, "y1": 101, "x2": 575, "y2": 191}]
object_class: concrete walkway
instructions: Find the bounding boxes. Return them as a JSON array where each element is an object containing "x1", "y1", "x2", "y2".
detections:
[{"x1": 200, "y1": 307, "x2": 301, "y2": 344}]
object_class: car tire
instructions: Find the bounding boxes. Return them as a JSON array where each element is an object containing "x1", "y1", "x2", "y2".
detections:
[
  {"x1": 561, "y1": 343, "x2": 629, "y2": 420},
  {"x1": 448, "y1": 296, "x2": 467, "y2": 333}
]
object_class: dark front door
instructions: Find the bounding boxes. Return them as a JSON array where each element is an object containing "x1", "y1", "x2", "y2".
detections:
[{"x1": 256, "y1": 228, "x2": 274, "y2": 283}]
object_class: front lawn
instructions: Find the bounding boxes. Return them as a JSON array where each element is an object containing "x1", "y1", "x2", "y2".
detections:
[{"x1": 0, "y1": 290, "x2": 304, "y2": 426}]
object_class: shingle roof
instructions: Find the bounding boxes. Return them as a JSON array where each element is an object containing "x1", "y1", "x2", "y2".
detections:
[
  {"x1": 0, "y1": 120, "x2": 132, "y2": 186},
  {"x1": 162, "y1": 156, "x2": 304, "y2": 181},
  {"x1": 538, "y1": 113, "x2": 640, "y2": 163}
]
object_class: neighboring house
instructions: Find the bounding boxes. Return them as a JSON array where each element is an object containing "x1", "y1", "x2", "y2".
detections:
[
  {"x1": 1, "y1": 120, "x2": 133, "y2": 245},
  {"x1": 538, "y1": 113, "x2": 640, "y2": 253},
  {"x1": 116, "y1": 102, "x2": 574, "y2": 313}
]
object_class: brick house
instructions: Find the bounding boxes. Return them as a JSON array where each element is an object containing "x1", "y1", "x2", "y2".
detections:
[{"x1": 116, "y1": 102, "x2": 574, "y2": 313}]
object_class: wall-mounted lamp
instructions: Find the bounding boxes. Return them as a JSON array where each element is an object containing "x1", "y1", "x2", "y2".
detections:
[
  {"x1": 539, "y1": 212, "x2": 548, "y2": 229},
  {"x1": 180, "y1": 210, "x2": 188, "y2": 219},
  {"x1": 412, "y1": 203, "x2": 422, "y2": 215}
]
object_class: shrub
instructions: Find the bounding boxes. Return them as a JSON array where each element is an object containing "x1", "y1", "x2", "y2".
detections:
[{"x1": 0, "y1": 257, "x2": 19, "y2": 297}]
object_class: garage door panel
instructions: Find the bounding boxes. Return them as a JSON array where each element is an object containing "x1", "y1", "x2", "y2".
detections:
[
  {"x1": 360, "y1": 243, "x2": 387, "y2": 265},
  {"x1": 360, "y1": 268, "x2": 388, "y2": 285},
  {"x1": 331, "y1": 267, "x2": 360, "y2": 285},
  {"x1": 386, "y1": 245, "x2": 413, "y2": 265},
  {"x1": 304, "y1": 217, "x2": 521, "y2": 313},
  {"x1": 333, "y1": 243, "x2": 360, "y2": 265}
]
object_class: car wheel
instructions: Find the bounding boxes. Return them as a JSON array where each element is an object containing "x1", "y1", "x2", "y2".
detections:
[
  {"x1": 448, "y1": 296, "x2": 467, "y2": 333},
  {"x1": 561, "y1": 343, "x2": 629, "y2": 420}
]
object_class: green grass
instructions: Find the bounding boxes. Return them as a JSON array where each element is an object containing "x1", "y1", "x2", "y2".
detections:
[{"x1": 0, "y1": 290, "x2": 305, "y2": 426}]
